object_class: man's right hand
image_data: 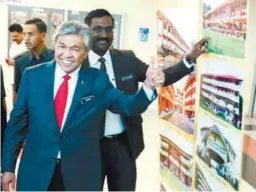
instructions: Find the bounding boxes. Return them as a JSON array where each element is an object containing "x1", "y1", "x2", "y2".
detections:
[
  {"x1": 2, "y1": 172, "x2": 16, "y2": 191},
  {"x1": 5, "y1": 58, "x2": 15, "y2": 66}
]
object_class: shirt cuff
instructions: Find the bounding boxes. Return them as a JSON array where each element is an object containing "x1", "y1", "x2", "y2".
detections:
[
  {"x1": 142, "y1": 84, "x2": 156, "y2": 101},
  {"x1": 183, "y1": 55, "x2": 195, "y2": 69}
]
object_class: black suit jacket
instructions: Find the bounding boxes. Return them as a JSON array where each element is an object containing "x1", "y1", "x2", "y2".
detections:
[{"x1": 99, "y1": 49, "x2": 193, "y2": 160}]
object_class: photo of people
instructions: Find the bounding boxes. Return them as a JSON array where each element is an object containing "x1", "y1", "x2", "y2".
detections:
[
  {"x1": 198, "y1": 55, "x2": 244, "y2": 130},
  {"x1": 202, "y1": 0, "x2": 247, "y2": 58},
  {"x1": 196, "y1": 111, "x2": 242, "y2": 190}
]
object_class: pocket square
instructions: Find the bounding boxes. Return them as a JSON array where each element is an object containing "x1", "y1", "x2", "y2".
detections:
[
  {"x1": 122, "y1": 74, "x2": 134, "y2": 81},
  {"x1": 81, "y1": 95, "x2": 95, "y2": 104}
]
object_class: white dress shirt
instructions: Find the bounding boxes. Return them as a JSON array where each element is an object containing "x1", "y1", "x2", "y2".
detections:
[
  {"x1": 88, "y1": 50, "x2": 154, "y2": 136},
  {"x1": 9, "y1": 40, "x2": 27, "y2": 59},
  {"x1": 54, "y1": 63, "x2": 80, "y2": 158}
]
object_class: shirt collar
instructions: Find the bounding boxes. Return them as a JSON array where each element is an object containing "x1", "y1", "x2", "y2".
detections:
[
  {"x1": 28, "y1": 47, "x2": 48, "y2": 61},
  {"x1": 55, "y1": 62, "x2": 81, "y2": 81},
  {"x1": 88, "y1": 50, "x2": 111, "y2": 66}
]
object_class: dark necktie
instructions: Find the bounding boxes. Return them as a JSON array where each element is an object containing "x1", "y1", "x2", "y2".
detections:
[
  {"x1": 54, "y1": 74, "x2": 71, "y2": 130},
  {"x1": 98, "y1": 57, "x2": 107, "y2": 137},
  {"x1": 98, "y1": 57, "x2": 106, "y2": 72}
]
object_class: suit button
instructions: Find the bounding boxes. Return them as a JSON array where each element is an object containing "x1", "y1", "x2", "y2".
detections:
[{"x1": 60, "y1": 135, "x2": 66, "y2": 139}]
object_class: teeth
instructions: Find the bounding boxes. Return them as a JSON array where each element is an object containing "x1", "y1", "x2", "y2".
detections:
[{"x1": 62, "y1": 60, "x2": 72, "y2": 64}]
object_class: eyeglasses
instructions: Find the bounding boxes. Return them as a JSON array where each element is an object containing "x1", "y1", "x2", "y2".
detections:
[{"x1": 91, "y1": 26, "x2": 114, "y2": 34}]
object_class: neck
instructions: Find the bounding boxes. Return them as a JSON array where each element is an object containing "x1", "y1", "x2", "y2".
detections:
[{"x1": 31, "y1": 43, "x2": 46, "y2": 59}]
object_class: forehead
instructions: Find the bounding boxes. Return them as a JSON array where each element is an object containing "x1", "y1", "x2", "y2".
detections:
[
  {"x1": 23, "y1": 24, "x2": 39, "y2": 33},
  {"x1": 56, "y1": 34, "x2": 84, "y2": 47},
  {"x1": 90, "y1": 16, "x2": 113, "y2": 27},
  {"x1": 10, "y1": 31, "x2": 20, "y2": 37}
]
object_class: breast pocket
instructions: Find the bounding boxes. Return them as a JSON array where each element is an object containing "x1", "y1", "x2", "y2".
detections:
[{"x1": 120, "y1": 74, "x2": 138, "y2": 94}]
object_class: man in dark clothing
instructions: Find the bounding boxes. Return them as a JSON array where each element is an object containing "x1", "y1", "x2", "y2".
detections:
[
  {"x1": 84, "y1": 9, "x2": 207, "y2": 191},
  {"x1": 14, "y1": 18, "x2": 54, "y2": 99},
  {"x1": 1, "y1": 66, "x2": 7, "y2": 149}
]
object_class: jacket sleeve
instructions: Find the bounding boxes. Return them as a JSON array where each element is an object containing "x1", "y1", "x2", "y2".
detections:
[
  {"x1": 2, "y1": 70, "x2": 29, "y2": 173},
  {"x1": 127, "y1": 51, "x2": 148, "y2": 82},
  {"x1": 102, "y1": 74, "x2": 156, "y2": 116},
  {"x1": 163, "y1": 60, "x2": 193, "y2": 86},
  {"x1": 127, "y1": 51, "x2": 193, "y2": 85},
  {"x1": 14, "y1": 58, "x2": 23, "y2": 93}
]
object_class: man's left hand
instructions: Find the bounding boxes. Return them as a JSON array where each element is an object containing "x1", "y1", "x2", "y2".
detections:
[{"x1": 144, "y1": 60, "x2": 165, "y2": 89}]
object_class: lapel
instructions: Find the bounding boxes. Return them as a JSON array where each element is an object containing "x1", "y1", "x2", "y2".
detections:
[
  {"x1": 110, "y1": 49, "x2": 123, "y2": 89},
  {"x1": 62, "y1": 59, "x2": 94, "y2": 134},
  {"x1": 43, "y1": 60, "x2": 59, "y2": 133}
]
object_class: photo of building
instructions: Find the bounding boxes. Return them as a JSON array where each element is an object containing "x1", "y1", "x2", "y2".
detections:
[
  {"x1": 197, "y1": 123, "x2": 240, "y2": 190},
  {"x1": 159, "y1": 74, "x2": 195, "y2": 134},
  {"x1": 202, "y1": 0, "x2": 247, "y2": 58},
  {"x1": 194, "y1": 163, "x2": 212, "y2": 191},
  {"x1": 157, "y1": 10, "x2": 190, "y2": 66},
  {"x1": 200, "y1": 73, "x2": 243, "y2": 129},
  {"x1": 160, "y1": 127, "x2": 194, "y2": 191},
  {"x1": 184, "y1": 75, "x2": 196, "y2": 120}
]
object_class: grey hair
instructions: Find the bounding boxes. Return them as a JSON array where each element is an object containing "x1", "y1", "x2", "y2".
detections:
[{"x1": 54, "y1": 20, "x2": 90, "y2": 50}]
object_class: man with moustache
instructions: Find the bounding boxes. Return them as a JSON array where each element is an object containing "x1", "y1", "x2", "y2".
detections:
[
  {"x1": 84, "y1": 9, "x2": 207, "y2": 191},
  {"x1": 14, "y1": 18, "x2": 54, "y2": 100}
]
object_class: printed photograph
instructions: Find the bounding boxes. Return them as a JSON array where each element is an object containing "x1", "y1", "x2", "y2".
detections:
[
  {"x1": 202, "y1": 0, "x2": 247, "y2": 58},
  {"x1": 196, "y1": 111, "x2": 242, "y2": 190},
  {"x1": 160, "y1": 125, "x2": 194, "y2": 191},
  {"x1": 198, "y1": 55, "x2": 244, "y2": 130}
]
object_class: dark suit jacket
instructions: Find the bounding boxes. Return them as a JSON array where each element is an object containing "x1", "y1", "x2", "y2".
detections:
[
  {"x1": 103, "y1": 49, "x2": 193, "y2": 160},
  {"x1": 14, "y1": 48, "x2": 54, "y2": 93},
  {"x1": 2, "y1": 60, "x2": 154, "y2": 191}
]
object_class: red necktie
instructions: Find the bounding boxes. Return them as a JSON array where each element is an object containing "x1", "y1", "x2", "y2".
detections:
[{"x1": 54, "y1": 74, "x2": 71, "y2": 129}]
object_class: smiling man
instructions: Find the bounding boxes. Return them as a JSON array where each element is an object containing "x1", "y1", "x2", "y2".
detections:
[
  {"x1": 84, "y1": 9, "x2": 207, "y2": 191},
  {"x1": 1, "y1": 20, "x2": 162, "y2": 191},
  {"x1": 13, "y1": 18, "x2": 54, "y2": 100}
]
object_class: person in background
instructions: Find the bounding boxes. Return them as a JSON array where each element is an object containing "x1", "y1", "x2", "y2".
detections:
[
  {"x1": 13, "y1": 18, "x2": 54, "y2": 100},
  {"x1": 6, "y1": 23, "x2": 27, "y2": 66},
  {"x1": 1, "y1": 20, "x2": 162, "y2": 191},
  {"x1": 84, "y1": 8, "x2": 207, "y2": 191}
]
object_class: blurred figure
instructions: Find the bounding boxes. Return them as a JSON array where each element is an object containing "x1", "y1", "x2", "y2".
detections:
[{"x1": 6, "y1": 23, "x2": 27, "y2": 66}]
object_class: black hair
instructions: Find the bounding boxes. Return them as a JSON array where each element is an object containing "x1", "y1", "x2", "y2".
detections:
[
  {"x1": 8, "y1": 23, "x2": 23, "y2": 33},
  {"x1": 84, "y1": 9, "x2": 114, "y2": 26},
  {"x1": 25, "y1": 18, "x2": 47, "y2": 33}
]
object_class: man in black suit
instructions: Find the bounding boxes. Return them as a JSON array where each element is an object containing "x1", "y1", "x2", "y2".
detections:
[{"x1": 84, "y1": 9, "x2": 207, "y2": 191}]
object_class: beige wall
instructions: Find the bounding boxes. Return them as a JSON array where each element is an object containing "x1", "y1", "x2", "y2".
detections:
[
  {"x1": 0, "y1": 0, "x2": 157, "y2": 63},
  {"x1": 0, "y1": 0, "x2": 158, "y2": 110}
]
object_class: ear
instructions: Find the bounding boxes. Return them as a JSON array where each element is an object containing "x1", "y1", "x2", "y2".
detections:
[{"x1": 41, "y1": 32, "x2": 46, "y2": 40}]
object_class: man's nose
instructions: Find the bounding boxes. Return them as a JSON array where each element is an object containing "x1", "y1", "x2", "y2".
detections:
[{"x1": 63, "y1": 49, "x2": 72, "y2": 57}]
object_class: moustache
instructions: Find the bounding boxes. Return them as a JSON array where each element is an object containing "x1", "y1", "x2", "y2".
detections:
[{"x1": 96, "y1": 38, "x2": 110, "y2": 43}]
